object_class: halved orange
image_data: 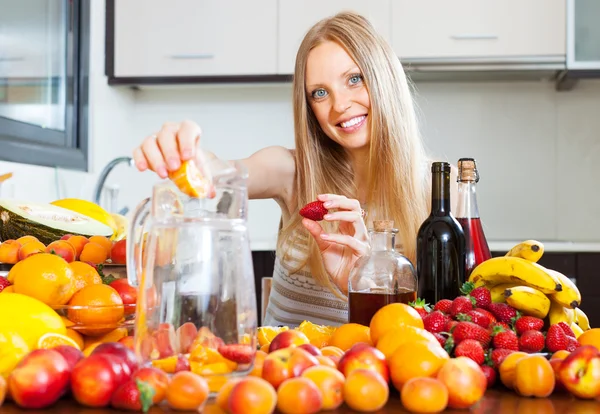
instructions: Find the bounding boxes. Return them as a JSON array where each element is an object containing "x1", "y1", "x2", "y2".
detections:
[
  {"x1": 37, "y1": 332, "x2": 81, "y2": 350},
  {"x1": 168, "y1": 160, "x2": 216, "y2": 199}
]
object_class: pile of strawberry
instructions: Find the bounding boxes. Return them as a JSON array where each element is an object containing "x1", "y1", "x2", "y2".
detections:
[{"x1": 409, "y1": 282, "x2": 581, "y2": 388}]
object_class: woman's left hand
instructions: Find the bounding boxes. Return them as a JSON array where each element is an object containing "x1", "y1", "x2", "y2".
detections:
[{"x1": 302, "y1": 194, "x2": 370, "y2": 292}]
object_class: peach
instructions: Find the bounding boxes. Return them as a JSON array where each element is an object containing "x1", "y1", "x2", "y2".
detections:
[
  {"x1": 52, "y1": 344, "x2": 84, "y2": 372},
  {"x1": 558, "y1": 345, "x2": 600, "y2": 399},
  {"x1": 71, "y1": 353, "x2": 131, "y2": 407},
  {"x1": 249, "y1": 350, "x2": 267, "y2": 377},
  {"x1": 277, "y1": 377, "x2": 323, "y2": 414},
  {"x1": 91, "y1": 342, "x2": 139, "y2": 375},
  {"x1": 132, "y1": 367, "x2": 169, "y2": 404},
  {"x1": 17, "y1": 240, "x2": 45, "y2": 261},
  {"x1": 45, "y1": 240, "x2": 76, "y2": 262},
  {"x1": 298, "y1": 343, "x2": 321, "y2": 356},
  {"x1": 228, "y1": 376, "x2": 277, "y2": 414},
  {"x1": 343, "y1": 369, "x2": 389, "y2": 412},
  {"x1": 262, "y1": 347, "x2": 319, "y2": 389},
  {"x1": 8, "y1": 349, "x2": 70, "y2": 409},
  {"x1": 337, "y1": 342, "x2": 390, "y2": 383},
  {"x1": 269, "y1": 330, "x2": 310, "y2": 352},
  {"x1": 0, "y1": 240, "x2": 21, "y2": 264},
  {"x1": 320, "y1": 346, "x2": 345, "y2": 358},
  {"x1": 437, "y1": 357, "x2": 487, "y2": 409},
  {"x1": 316, "y1": 355, "x2": 337, "y2": 368},
  {"x1": 301, "y1": 365, "x2": 345, "y2": 410}
]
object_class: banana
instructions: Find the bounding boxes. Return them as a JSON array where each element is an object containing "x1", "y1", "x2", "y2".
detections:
[
  {"x1": 469, "y1": 256, "x2": 562, "y2": 295},
  {"x1": 505, "y1": 240, "x2": 545, "y2": 262},
  {"x1": 489, "y1": 283, "x2": 519, "y2": 303},
  {"x1": 548, "y1": 299, "x2": 575, "y2": 326},
  {"x1": 574, "y1": 307, "x2": 591, "y2": 331},
  {"x1": 541, "y1": 267, "x2": 581, "y2": 309},
  {"x1": 110, "y1": 213, "x2": 129, "y2": 241},
  {"x1": 504, "y1": 286, "x2": 551, "y2": 319},
  {"x1": 570, "y1": 321, "x2": 584, "y2": 339}
]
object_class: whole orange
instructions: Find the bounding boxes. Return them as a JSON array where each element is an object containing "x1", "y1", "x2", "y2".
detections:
[
  {"x1": 401, "y1": 377, "x2": 448, "y2": 413},
  {"x1": 327, "y1": 323, "x2": 371, "y2": 351},
  {"x1": 369, "y1": 303, "x2": 423, "y2": 345},
  {"x1": 69, "y1": 261, "x2": 102, "y2": 293},
  {"x1": 576, "y1": 328, "x2": 600, "y2": 351},
  {"x1": 376, "y1": 324, "x2": 439, "y2": 359},
  {"x1": 389, "y1": 340, "x2": 449, "y2": 391},
  {"x1": 67, "y1": 284, "x2": 124, "y2": 336}
]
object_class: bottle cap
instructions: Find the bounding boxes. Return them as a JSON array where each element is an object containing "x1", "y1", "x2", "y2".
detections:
[
  {"x1": 457, "y1": 158, "x2": 479, "y2": 183},
  {"x1": 431, "y1": 162, "x2": 451, "y2": 173},
  {"x1": 373, "y1": 220, "x2": 394, "y2": 232}
]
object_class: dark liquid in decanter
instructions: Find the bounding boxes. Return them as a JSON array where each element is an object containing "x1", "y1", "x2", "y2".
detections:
[{"x1": 348, "y1": 288, "x2": 417, "y2": 326}]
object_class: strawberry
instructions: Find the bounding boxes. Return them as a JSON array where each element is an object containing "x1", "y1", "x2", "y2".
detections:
[
  {"x1": 457, "y1": 310, "x2": 491, "y2": 329},
  {"x1": 452, "y1": 321, "x2": 491, "y2": 348},
  {"x1": 450, "y1": 296, "x2": 475, "y2": 318},
  {"x1": 566, "y1": 336, "x2": 580, "y2": 352},
  {"x1": 490, "y1": 348, "x2": 514, "y2": 368},
  {"x1": 514, "y1": 316, "x2": 544, "y2": 336},
  {"x1": 423, "y1": 311, "x2": 448, "y2": 334},
  {"x1": 492, "y1": 321, "x2": 511, "y2": 332},
  {"x1": 409, "y1": 298, "x2": 431, "y2": 319},
  {"x1": 460, "y1": 282, "x2": 492, "y2": 309},
  {"x1": 218, "y1": 344, "x2": 255, "y2": 364},
  {"x1": 299, "y1": 201, "x2": 328, "y2": 221},
  {"x1": 446, "y1": 320, "x2": 459, "y2": 333},
  {"x1": 519, "y1": 330, "x2": 545, "y2": 353},
  {"x1": 0, "y1": 276, "x2": 10, "y2": 292},
  {"x1": 111, "y1": 379, "x2": 155, "y2": 413},
  {"x1": 433, "y1": 299, "x2": 453, "y2": 314},
  {"x1": 487, "y1": 303, "x2": 518, "y2": 324},
  {"x1": 480, "y1": 365, "x2": 497, "y2": 389},
  {"x1": 558, "y1": 322, "x2": 576, "y2": 338},
  {"x1": 492, "y1": 326, "x2": 519, "y2": 351},
  {"x1": 433, "y1": 333, "x2": 447, "y2": 348},
  {"x1": 546, "y1": 324, "x2": 568, "y2": 353},
  {"x1": 474, "y1": 308, "x2": 496, "y2": 326},
  {"x1": 454, "y1": 339, "x2": 485, "y2": 365}
]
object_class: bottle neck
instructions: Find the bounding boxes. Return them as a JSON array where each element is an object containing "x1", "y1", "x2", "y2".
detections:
[
  {"x1": 371, "y1": 231, "x2": 395, "y2": 251},
  {"x1": 455, "y1": 181, "x2": 480, "y2": 219},
  {"x1": 431, "y1": 170, "x2": 451, "y2": 216}
]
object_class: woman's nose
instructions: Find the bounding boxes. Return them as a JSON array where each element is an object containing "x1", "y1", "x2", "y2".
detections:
[{"x1": 332, "y1": 90, "x2": 352, "y2": 113}]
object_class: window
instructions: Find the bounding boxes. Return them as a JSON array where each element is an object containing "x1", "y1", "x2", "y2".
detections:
[{"x1": 0, "y1": 0, "x2": 90, "y2": 171}]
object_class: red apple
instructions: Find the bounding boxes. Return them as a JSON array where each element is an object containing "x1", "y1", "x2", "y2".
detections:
[
  {"x1": 337, "y1": 343, "x2": 390, "y2": 383},
  {"x1": 71, "y1": 353, "x2": 131, "y2": 407},
  {"x1": 8, "y1": 349, "x2": 70, "y2": 409},
  {"x1": 52, "y1": 344, "x2": 84, "y2": 372},
  {"x1": 262, "y1": 347, "x2": 319, "y2": 389},
  {"x1": 176, "y1": 322, "x2": 198, "y2": 354},
  {"x1": 109, "y1": 279, "x2": 138, "y2": 315},
  {"x1": 558, "y1": 345, "x2": 600, "y2": 399},
  {"x1": 437, "y1": 357, "x2": 487, "y2": 409},
  {"x1": 91, "y1": 342, "x2": 139, "y2": 375},
  {"x1": 269, "y1": 330, "x2": 310, "y2": 353},
  {"x1": 110, "y1": 240, "x2": 127, "y2": 264},
  {"x1": 298, "y1": 343, "x2": 322, "y2": 356}
]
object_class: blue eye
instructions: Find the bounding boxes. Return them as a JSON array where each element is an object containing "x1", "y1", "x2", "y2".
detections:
[
  {"x1": 311, "y1": 89, "x2": 327, "y2": 99},
  {"x1": 349, "y1": 74, "x2": 363, "y2": 85}
]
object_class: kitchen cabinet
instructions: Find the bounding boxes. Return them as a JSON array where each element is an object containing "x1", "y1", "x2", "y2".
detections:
[
  {"x1": 111, "y1": 0, "x2": 278, "y2": 78},
  {"x1": 567, "y1": 0, "x2": 600, "y2": 69},
  {"x1": 277, "y1": 1, "x2": 391, "y2": 75},
  {"x1": 391, "y1": 0, "x2": 566, "y2": 65}
]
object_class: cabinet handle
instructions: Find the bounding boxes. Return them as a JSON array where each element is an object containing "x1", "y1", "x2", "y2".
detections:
[
  {"x1": 169, "y1": 54, "x2": 215, "y2": 60},
  {"x1": 0, "y1": 57, "x2": 25, "y2": 62},
  {"x1": 450, "y1": 34, "x2": 498, "y2": 40}
]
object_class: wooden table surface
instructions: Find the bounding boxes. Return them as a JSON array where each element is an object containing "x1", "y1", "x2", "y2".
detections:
[{"x1": 1, "y1": 389, "x2": 598, "y2": 414}]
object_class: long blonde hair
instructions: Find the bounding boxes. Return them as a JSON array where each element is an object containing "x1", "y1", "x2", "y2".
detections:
[{"x1": 278, "y1": 11, "x2": 430, "y2": 298}]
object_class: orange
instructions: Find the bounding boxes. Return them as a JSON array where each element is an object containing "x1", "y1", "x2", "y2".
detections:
[
  {"x1": 576, "y1": 328, "x2": 600, "y2": 351},
  {"x1": 369, "y1": 303, "x2": 424, "y2": 345},
  {"x1": 296, "y1": 321, "x2": 336, "y2": 348},
  {"x1": 168, "y1": 160, "x2": 216, "y2": 199},
  {"x1": 37, "y1": 333, "x2": 81, "y2": 350},
  {"x1": 257, "y1": 326, "x2": 289, "y2": 347},
  {"x1": 376, "y1": 325, "x2": 439, "y2": 359},
  {"x1": 388, "y1": 340, "x2": 450, "y2": 391},
  {"x1": 401, "y1": 377, "x2": 449, "y2": 414},
  {"x1": 8, "y1": 253, "x2": 75, "y2": 306},
  {"x1": 327, "y1": 323, "x2": 371, "y2": 351},
  {"x1": 67, "y1": 284, "x2": 124, "y2": 336},
  {"x1": 66, "y1": 328, "x2": 84, "y2": 350},
  {"x1": 69, "y1": 261, "x2": 102, "y2": 293}
]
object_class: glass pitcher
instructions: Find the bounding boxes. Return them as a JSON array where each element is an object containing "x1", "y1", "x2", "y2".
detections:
[{"x1": 126, "y1": 156, "x2": 258, "y2": 394}]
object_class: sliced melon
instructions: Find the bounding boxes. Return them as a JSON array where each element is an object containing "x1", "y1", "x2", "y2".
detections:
[{"x1": 0, "y1": 199, "x2": 114, "y2": 244}]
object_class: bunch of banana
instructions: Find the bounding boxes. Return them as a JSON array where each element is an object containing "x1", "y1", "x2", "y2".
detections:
[
  {"x1": 505, "y1": 239, "x2": 545, "y2": 262},
  {"x1": 504, "y1": 286, "x2": 550, "y2": 319}
]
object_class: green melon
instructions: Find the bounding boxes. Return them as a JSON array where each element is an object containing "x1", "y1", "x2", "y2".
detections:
[{"x1": 0, "y1": 199, "x2": 114, "y2": 245}]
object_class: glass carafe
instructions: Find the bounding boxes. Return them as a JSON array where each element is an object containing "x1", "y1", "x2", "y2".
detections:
[
  {"x1": 348, "y1": 220, "x2": 418, "y2": 326},
  {"x1": 126, "y1": 157, "x2": 257, "y2": 395}
]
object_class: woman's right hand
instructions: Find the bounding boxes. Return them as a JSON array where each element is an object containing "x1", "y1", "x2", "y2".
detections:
[{"x1": 132, "y1": 120, "x2": 202, "y2": 178}]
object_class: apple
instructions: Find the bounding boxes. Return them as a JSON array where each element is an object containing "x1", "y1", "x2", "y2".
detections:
[
  {"x1": 91, "y1": 342, "x2": 139, "y2": 375},
  {"x1": 52, "y1": 344, "x2": 84, "y2": 372},
  {"x1": 262, "y1": 347, "x2": 320, "y2": 389},
  {"x1": 298, "y1": 343, "x2": 322, "y2": 356},
  {"x1": 176, "y1": 322, "x2": 198, "y2": 354},
  {"x1": 110, "y1": 240, "x2": 127, "y2": 264},
  {"x1": 437, "y1": 357, "x2": 487, "y2": 409},
  {"x1": 269, "y1": 330, "x2": 310, "y2": 353},
  {"x1": 337, "y1": 343, "x2": 390, "y2": 383},
  {"x1": 71, "y1": 353, "x2": 131, "y2": 407},
  {"x1": 558, "y1": 345, "x2": 600, "y2": 399},
  {"x1": 8, "y1": 349, "x2": 70, "y2": 409}
]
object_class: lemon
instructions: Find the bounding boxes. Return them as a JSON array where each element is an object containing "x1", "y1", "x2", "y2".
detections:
[
  {"x1": 37, "y1": 333, "x2": 81, "y2": 351},
  {"x1": 0, "y1": 293, "x2": 66, "y2": 349},
  {"x1": 0, "y1": 331, "x2": 30, "y2": 379}
]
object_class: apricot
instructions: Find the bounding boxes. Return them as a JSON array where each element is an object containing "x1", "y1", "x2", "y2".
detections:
[
  {"x1": 249, "y1": 350, "x2": 267, "y2": 377},
  {"x1": 45, "y1": 240, "x2": 76, "y2": 263},
  {"x1": 301, "y1": 365, "x2": 345, "y2": 410},
  {"x1": 215, "y1": 378, "x2": 241, "y2": 411},
  {"x1": 166, "y1": 371, "x2": 209, "y2": 411},
  {"x1": 550, "y1": 350, "x2": 571, "y2": 361},
  {"x1": 16, "y1": 235, "x2": 39, "y2": 245},
  {"x1": 549, "y1": 358, "x2": 566, "y2": 392},
  {"x1": 17, "y1": 240, "x2": 45, "y2": 261},
  {"x1": 514, "y1": 355, "x2": 555, "y2": 398},
  {"x1": 437, "y1": 357, "x2": 487, "y2": 409},
  {"x1": 66, "y1": 235, "x2": 89, "y2": 259},
  {"x1": 499, "y1": 352, "x2": 529, "y2": 389},
  {"x1": 401, "y1": 377, "x2": 449, "y2": 414},
  {"x1": 88, "y1": 236, "x2": 112, "y2": 254},
  {"x1": 343, "y1": 369, "x2": 389, "y2": 412},
  {"x1": 0, "y1": 240, "x2": 21, "y2": 264},
  {"x1": 228, "y1": 376, "x2": 277, "y2": 414},
  {"x1": 79, "y1": 242, "x2": 108, "y2": 264},
  {"x1": 277, "y1": 377, "x2": 322, "y2": 414}
]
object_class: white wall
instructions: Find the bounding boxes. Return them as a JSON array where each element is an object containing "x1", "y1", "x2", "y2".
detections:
[{"x1": 1, "y1": 0, "x2": 599, "y2": 251}]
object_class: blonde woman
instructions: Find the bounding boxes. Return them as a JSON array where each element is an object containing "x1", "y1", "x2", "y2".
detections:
[{"x1": 133, "y1": 12, "x2": 434, "y2": 327}]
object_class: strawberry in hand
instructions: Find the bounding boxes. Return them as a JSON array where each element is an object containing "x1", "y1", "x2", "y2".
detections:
[{"x1": 300, "y1": 201, "x2": 329, "y2": 221}]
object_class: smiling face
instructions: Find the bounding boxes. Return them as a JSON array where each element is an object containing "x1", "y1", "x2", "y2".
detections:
[{"x1": 305, "y1": 41, "x2": 371, "y2": 152}]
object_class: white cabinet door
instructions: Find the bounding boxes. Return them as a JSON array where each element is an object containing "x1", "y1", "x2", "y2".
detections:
[
  {"x1": 277, "y1": 1, "x2": 392, "y2": 74},
  {"x1": 567, "y1": 0, "x2": 600, "y2": 69},
  {"x1": 392, "y1": 0, "x2": 566, "y2": 62},
  {"x1": 114, "y1": 0, "x2": 278, "y2": 77}
]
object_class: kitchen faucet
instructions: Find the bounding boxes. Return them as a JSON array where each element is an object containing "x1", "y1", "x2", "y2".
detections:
[{"x1": 93, "y1": 156, "x2": 135, "y2": 213}]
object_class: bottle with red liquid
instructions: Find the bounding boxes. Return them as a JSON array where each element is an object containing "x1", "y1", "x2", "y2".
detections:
[{"x1": 455, "y1": 158, "x2": 492, "y2": 277}]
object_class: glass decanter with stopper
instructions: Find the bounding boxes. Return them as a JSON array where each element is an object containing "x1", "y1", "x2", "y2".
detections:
[{"x1": 348, "y1": 220, "x2": 418, "y2": 326}]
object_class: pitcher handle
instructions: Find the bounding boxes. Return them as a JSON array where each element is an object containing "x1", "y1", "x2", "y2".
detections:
[{"x1": 126, "y1": 197, "x2": 151, "y2": 287}]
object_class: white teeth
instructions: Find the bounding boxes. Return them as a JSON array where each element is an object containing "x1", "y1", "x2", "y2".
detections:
[{"x1": 340, "y1": 116, "x2": 365, "y2": 128}]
